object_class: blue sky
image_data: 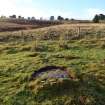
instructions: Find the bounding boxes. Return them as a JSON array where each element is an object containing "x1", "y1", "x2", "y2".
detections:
[{"x1": 0, "y1": 0, "x2": 105, "y2": 19}]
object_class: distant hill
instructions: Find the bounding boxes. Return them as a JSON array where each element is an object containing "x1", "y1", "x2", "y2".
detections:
[{"x1": 0, "y1": 18, "x2": 62, "y2": 32}]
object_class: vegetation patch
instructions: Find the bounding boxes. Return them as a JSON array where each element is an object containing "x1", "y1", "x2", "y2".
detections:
[{"x1": 0, "y1": 24, "x2": 105, "y2": 105}]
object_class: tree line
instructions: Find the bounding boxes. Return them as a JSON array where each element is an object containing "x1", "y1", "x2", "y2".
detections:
[
  {"x1": 93, "y1": 14, "x2": 105, "y2": 23},
  {"x1": 0, "y1": 15, "x2": 71, "y2": 21},
  {"x1": 1, "y1": 14, "x2": 105, "y2": 23}
]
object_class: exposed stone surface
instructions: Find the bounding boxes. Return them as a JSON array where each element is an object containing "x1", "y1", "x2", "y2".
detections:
[{"x1": 30, "y1": 66, "x2": 71, "y2": 80}]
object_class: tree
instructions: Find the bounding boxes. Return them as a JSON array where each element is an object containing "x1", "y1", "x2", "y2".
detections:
[
  {"x1": 31, "y1": 17, "x2": 35, "y2": 20},
  {"x1": 93, "y1": 14, "x2": 99, "y2": 23},
  {"x1": 18, "y1": 16, "x2": 22, "y2": 19},
  {"x1": 12, "y1": 15, "x2": 16, "y2": 18},
  {"x1": 65, "y1": 18, "x2": 69, "y2": 21},
  {"x1": 99, "y1": 14, "x2": 105, "y2": 20},
  {"x1": 50, "y1": 16, "x2": 54, "y2": 21},
  {"x1": 57, "y1": 16, "x2": 64, "y2": 21},
  {"x1": 28, "y1": 17, "x2": 31, "y2": 20},
  {"x1": 9, "y1": 15, "x2": 16, "y2": 19}
]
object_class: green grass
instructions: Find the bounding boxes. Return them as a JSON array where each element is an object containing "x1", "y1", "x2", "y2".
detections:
[{"x1": 0, "y1": 24, "x2": 105, "y2": 105}]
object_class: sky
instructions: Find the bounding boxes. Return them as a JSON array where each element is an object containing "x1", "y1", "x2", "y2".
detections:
[{"x1": 0, "y1": 0, "x2": 105, "y2": 20}]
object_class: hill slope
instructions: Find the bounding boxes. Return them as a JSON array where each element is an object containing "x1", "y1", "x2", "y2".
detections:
[
  {"x1": 0, "y1": 19, "x2": 61, "y2": 32},
  {"x1": 0, "y1": 24, "x2": 105, "y2": 105}
]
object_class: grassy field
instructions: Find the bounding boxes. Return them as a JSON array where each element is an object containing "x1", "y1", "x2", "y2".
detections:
[{"x1": 0, "y1": 24, "x2": 105, "y2": 105}]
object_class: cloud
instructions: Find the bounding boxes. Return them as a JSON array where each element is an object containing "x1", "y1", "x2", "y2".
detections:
[
  {"x1": 0, "y1": 0, "x2": 19, "y2": 15},
  {"x1": 0, "y1": 0, "x2": 44, "y2": 18},
  {"x1": 0, "y1": 0, "x2": 74, "y2": 19},
  {"x1": 0, "y1": 0, "x2": 15, "y2": 14},
  {"x1": 1, "y1": 0, "x2": 104, "y2": 20}
]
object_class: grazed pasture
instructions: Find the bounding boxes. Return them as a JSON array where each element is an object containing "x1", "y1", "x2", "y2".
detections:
[{"x1": 0, "y1": 24, "x2": 105, "y2": 105}]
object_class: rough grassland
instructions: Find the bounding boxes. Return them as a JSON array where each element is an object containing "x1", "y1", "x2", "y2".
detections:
[{"x1": 0, "y1": 24, "x2": 105, "y2": 105}]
